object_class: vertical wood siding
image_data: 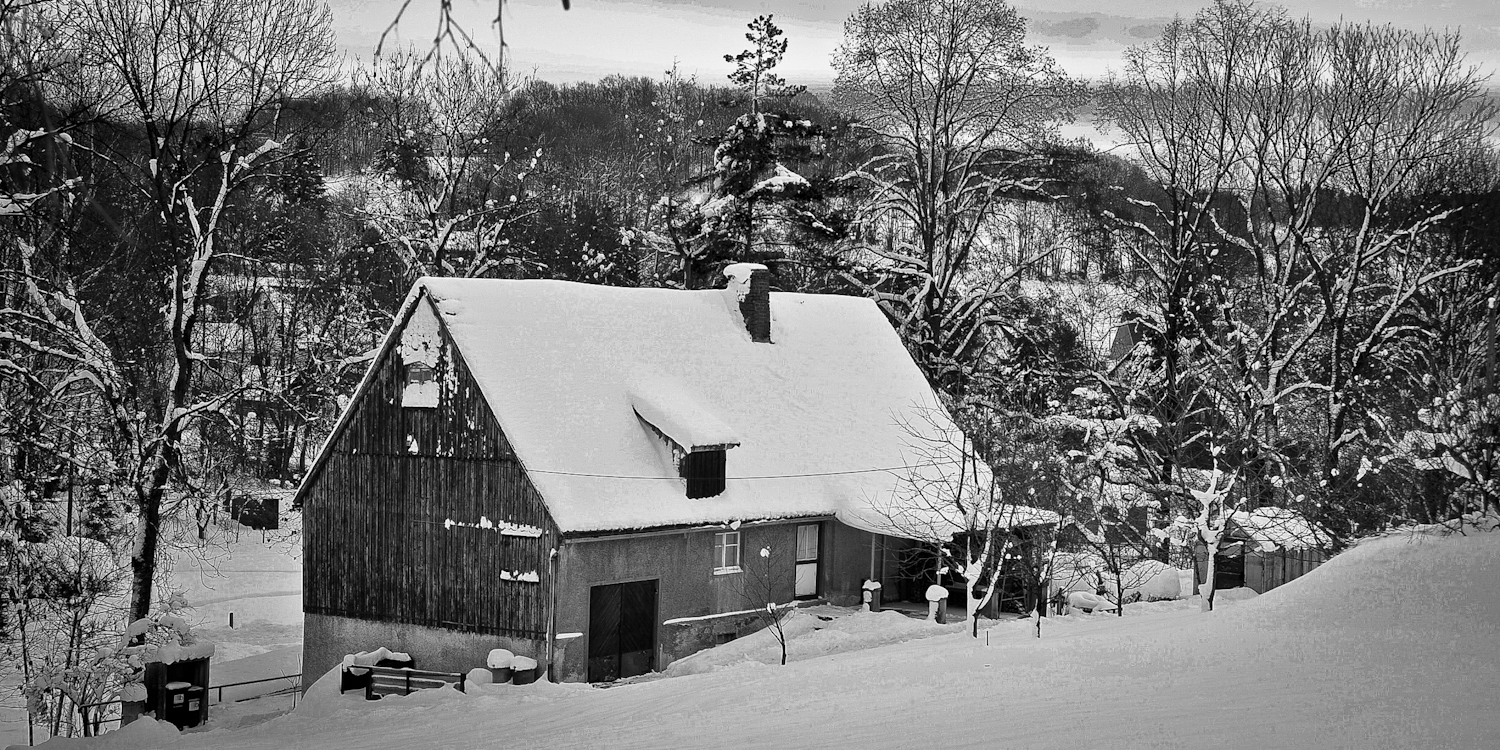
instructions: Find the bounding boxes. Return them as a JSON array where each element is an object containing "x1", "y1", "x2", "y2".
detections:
[{"x1": 303, "y1": 306, "x2": 555, "y2": 639}]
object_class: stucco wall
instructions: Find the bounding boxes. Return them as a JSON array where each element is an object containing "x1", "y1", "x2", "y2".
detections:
[
  {"x1": 302, "y1": 612, "x2": 543, "y2": 689},
  {"x1": 305, "y1": 520, "x2": 899, "y2": 686},
  {"x1": 553, "y1": 520, "x2": 894, "y2": 682}
]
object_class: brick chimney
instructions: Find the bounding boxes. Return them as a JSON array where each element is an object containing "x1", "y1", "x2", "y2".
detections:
[{"x1": 723, "y1": 262, "x2": 771, "y2": 343}]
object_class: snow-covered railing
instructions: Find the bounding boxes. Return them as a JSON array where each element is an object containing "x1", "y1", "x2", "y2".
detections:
[{"x1": 359, "y1": 665, "x2": 466, "y2": 699}]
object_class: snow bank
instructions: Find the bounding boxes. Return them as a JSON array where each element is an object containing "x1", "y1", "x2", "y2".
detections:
[
  {"x1": 1212, "y1": 586, "x2": 1259, "y2": 603},
  {"x1": 59, "y1": 527, "x2": 1500, "y2": 750},
  {"x1": 664, "y1": 606, "x2": 960, "y2": 677},
  {"x1": 291, "y1": 665, "x2": 365, "y2": 720},
  {"x1": 24, "y1": 718, "x2": 181, "y2": 750},
  {"x1": 1066, "y1": 591, "x2": 1116, "y2": 612}
]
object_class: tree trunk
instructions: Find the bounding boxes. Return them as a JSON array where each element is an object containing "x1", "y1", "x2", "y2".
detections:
[{"x1": 1200, "y1": 548, "x2": 1217, "y2": 612}]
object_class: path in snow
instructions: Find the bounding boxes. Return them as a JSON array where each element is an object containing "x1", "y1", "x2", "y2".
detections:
[{"x1": 34, "y1": 526, "x2": 1500, "y2": 750}]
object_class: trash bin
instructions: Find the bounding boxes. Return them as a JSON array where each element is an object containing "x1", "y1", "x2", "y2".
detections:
[
  {"x1": 511, "y1": 656, "x2": 538, "y2": 685},
  {"x1": 183, "y1": 686, "x2": 206, "y2": 728},
  {"x1": 861, "y1": 580, "x2": 883, "y2": 613},
  {"x1": 487, "y1": 649, "x2": 514, "y2": 684},
  {"x1": 162, "y1": 681, "x2": 192, "y2": 728},
  {"x1": 144, "y1": 655, "x2": 210, "y2": 726}
]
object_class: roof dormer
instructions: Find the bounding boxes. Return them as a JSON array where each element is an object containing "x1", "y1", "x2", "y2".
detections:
[{"x1": 628, "y1": 384, "x2": 739, "y2": 499}]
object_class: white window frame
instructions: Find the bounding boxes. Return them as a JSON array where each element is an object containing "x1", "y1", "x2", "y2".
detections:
[{"x1": 713, "y1": 531, "x2": 741, "y2": 574}]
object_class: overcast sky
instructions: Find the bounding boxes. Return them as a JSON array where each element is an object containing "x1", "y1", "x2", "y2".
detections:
[{"x1": 326, "y1": 0, "x2": 1500, "y2": 86}]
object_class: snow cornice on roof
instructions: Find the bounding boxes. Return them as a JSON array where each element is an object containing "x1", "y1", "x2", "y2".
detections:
[{"x1": 629, "y1": 382, "x2": 741, "y2": 453}]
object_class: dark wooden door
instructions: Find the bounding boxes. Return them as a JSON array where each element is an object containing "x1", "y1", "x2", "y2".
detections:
[
  {"x1": 1215, "y1": 552, "x2": 1246, "y2": 590},
  {"x1": 588, "y1": 579, "x2": 657, "y2": 682}
]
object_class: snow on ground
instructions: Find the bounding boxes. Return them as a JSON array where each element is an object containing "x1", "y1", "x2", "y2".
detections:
[
  {"x1": 30, "y1": 525, "x2": 1500, "y2": 750},
  {"x1": 167, "y1": 527, "x2": 303, "y2": 666},
  {"x1": 0, "y1": 522, "x2": 303, "y2": 750},
  {"x1": 663, "y1": 605, "x2": 963, "y2": 677}
]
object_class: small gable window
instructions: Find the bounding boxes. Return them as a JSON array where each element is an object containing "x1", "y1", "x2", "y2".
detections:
[
  {"x1": 402, "y1": 361, "x2": 439, "y2": 408},
  {"x1": 399, "y1": 298, "x2": 443, "y2": 409},
  {"x1": 713, "y1": 531, "x2": 741, "y2": 574},
  {"x1": 681, "y1": 449, "x2": 726, "y2": 499}
]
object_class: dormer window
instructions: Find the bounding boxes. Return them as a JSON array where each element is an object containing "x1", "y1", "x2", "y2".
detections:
[
  {"x1": 628, "y1": 382, "x2": 739, "y2": 500},
  {"x1": 681, "y1": 449, "x2": 727, "y2": 499}
]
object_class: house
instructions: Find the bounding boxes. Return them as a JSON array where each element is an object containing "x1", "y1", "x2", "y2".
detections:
[
  {"x1": 297, "y1": 264, "x2": 1042, "y2": 684},
  {"x1": 1193, "y1": 507, "x2": 1331, "y2": 594}
]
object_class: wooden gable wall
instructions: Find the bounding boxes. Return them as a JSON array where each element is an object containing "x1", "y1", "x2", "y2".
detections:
[{"x1": 302, "y1": 298, "x2": 556, "y2": 639}]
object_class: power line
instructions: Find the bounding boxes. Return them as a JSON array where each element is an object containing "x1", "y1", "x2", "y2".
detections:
[{"x1": 524, "y1": 462, "x2": 955, "y2": 481}]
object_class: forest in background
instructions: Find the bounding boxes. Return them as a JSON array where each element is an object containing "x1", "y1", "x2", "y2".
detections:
[{"x1": 2, "y1": 0, "x2": 1497, "y2": 738}]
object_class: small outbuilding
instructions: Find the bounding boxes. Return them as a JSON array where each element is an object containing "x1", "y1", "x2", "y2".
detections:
[{"x1": 1193, "y1": 507, "x2": 1331, "y2": 594}]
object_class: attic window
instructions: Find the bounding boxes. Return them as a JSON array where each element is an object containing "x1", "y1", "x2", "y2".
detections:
[
  {"x1": 399, "y1": 297, "x2": 443, "y2": 408},
  {"x1": 402, "y1": 362, "x2": 439, "y2": 408},
  {"x1": 681, "y1": 449, "x2": 726, "y2": 499}
]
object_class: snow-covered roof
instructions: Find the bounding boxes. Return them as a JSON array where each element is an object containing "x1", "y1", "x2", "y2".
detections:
[
  {"x1": 629, "y1": 382, "x2": 741, "y2": 451},
  {"x1": 1230, "y1": 507, "x2": 1332, "y2": 551},
  {"x1": 378, "y1": 277, "x2": 1034, "y2": 535}
]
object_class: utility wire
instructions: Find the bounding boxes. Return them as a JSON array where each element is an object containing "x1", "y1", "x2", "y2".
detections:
[{"x1": 523, "y1": 462, "x2": 956, "y2": 481}]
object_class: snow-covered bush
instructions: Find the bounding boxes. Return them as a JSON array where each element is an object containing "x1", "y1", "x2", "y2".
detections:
[
  {"x1": 1121, "y1": 560, "x2": 1181, "y2": 601},
  {"x1": 1049, "y1": 551, "x2": 1104, "y2": 596}
]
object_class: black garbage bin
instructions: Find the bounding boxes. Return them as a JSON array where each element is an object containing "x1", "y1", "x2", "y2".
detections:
[
  {"x1": 183, "y1": 686, "x2": 206, "y2": 728},
  {"x1": 144, "y1": 655, "x2": 211, "y2": 727},
  {"x1": 161, "y1": 681, "x2": 192, "y2": 728}
]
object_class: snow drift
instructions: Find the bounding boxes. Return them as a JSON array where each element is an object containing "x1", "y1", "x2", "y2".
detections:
[{"x1": 32, "y1": 526, "x2": 1500, "y2": 750}]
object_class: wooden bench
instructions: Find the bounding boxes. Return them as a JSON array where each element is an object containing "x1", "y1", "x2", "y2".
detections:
[{"x1": 362, "y1": 666, "x2": 466, "y2": 700}]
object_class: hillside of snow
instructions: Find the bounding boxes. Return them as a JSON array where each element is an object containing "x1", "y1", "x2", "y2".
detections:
[{"x1": 23, "y1": 525, "x2": 1499, "y2": 750}]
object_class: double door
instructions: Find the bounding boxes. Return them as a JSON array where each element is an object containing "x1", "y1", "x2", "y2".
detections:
[{"x1": 588, "y1": 579, "x2": 657, "y2": 682}]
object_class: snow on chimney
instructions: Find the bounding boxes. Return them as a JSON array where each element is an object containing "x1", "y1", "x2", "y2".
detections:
[{"x1": 723, "y1": 263, "x2": 771, "y2": 343}]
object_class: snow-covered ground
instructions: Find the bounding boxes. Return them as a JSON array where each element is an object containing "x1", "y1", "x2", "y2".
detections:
[
  {"x1": 22, "y1": 524, "x2": 1500, "y2": 750},
  {"x1": 1, "y1": 522, "x2": 302, "y2": 750},
  {"x1": 166, "y1": 525, "x2": 303, "y2": 667}
]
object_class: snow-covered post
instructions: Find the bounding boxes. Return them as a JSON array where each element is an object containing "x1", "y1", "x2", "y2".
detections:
[
  {"x1": 861, "y1": 579, "x2": 883, "y2": 612},
  {"x1": 925, "y1": 584, "x2": 949, "y2": 623}
]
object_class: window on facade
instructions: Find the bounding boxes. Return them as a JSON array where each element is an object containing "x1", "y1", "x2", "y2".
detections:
[
  {"x1": 402, "y1": 361, "x2": 439, "y2": 408},
  {"x1": 682, "y1": 449, "x2": 727, "y2": 498},
  {"x1": 713, "y1": 531, "x2": 741, "y2": 574},
  {"x1": 795, "y1": 523, "x2": 820, "y2": 598}
]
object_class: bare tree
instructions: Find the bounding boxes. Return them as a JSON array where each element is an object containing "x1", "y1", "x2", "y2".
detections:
[
  {"x1": 1096, "y1": 0, "x2": 1493, "y2": 534},
  {"x1": 831, "y1": 0, "x2": 1083, "y2": 396},
  {"x1": 3, "y1": 0, "x2": 336, "y2": 630},
  {"x1": 1052, "y1": 399, "x2": 1169, "y2": 616},
  {"x1": 354, "y1": 48, "x2": 541, "y2": 279},
  {"x1": 738, "y1": 544, "x2": 796, "y2": 666},
  {"x1": 863, "y1": 405, "x2": 1059, "y2": 637}
]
